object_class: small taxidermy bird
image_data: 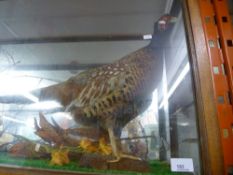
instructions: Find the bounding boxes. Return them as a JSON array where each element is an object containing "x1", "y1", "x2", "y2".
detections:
[{"x1": 2, "y1": 14, "x2": 177, "y2": 162}]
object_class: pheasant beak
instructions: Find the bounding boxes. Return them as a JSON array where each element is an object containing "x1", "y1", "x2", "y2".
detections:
[{"x1": 170, "y1": 16, "x2": 178, "y2": 23}]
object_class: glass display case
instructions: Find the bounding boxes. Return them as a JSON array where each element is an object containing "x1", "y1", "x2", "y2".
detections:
[{"x1": 0, "y1": 0, "x2": 214, "y2": 174}]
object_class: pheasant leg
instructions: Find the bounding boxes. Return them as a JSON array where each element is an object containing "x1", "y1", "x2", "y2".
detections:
[{"x1": 107, "y1": 127, "x2": 141, "y2": 163}]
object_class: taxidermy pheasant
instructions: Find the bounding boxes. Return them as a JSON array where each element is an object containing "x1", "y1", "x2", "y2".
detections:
[
  {"x1": 0, "y1": 14, "x2": 176, "y2": 160},
  {"x1": 35, "y1": 14, "x2": 177, "y2": 162}
]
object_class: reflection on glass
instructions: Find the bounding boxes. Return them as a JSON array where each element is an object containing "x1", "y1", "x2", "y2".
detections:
[{"x1": 0, "y1": 0, "x2": 200, "y2": 174}]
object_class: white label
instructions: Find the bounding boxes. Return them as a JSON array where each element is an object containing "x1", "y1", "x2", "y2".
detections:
[
  {"x1": 143, "y1": 34, "x2": 152, "y2": 40},
  {"x1": 35, "y1": 143, "x2": 41, "y2": 152},
  {"x1": 170, "y1": 158, "x2": 194, "y2": 172}
]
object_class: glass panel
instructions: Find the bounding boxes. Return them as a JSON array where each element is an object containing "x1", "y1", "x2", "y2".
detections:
[{"x1": 0, "y1": 0, "x2": 201, "y2": 174}]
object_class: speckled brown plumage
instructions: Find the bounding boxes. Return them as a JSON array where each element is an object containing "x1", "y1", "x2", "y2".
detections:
[{"x1": 67, "y1": 48, "x2": 159, "y2": 128}]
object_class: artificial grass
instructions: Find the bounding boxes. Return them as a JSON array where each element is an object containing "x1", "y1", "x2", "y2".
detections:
[{"x1": 0, "y1": 153, "x2": 190, "y2": 175}]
